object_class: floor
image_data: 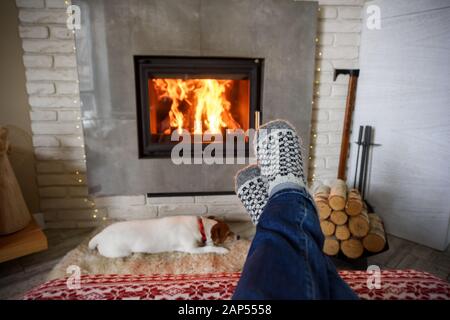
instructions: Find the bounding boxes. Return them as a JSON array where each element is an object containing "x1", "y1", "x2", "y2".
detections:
[{"x1": 0, "y1": 226, "x2": 448, "y2": 300}]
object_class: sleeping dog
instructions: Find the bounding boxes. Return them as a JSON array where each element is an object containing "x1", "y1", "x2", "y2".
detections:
[{"x1": 88, "y1": 216, "x2": 237, "y2": 258}]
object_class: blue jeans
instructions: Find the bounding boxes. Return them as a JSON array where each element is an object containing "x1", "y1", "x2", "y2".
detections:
[{"x1": 233, "y1": 187, "x2": 358, "y2": 300}]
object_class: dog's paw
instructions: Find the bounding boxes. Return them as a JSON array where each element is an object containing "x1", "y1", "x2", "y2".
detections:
[{"x1": 214, "y1": 247, "x2": 229, "y2": 255}]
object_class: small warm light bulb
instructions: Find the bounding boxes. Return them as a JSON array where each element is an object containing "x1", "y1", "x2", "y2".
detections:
[
  {"x1": 93, "y1": 214, "x2": 97, "y2": 219},
  {"x1": 317, "y1": 68, "x2": 321, "y2": 72},
  {"x1": 309, "y1": 156, "x2": 312, "y2": 160},
  {"x1": 311, "y1": 100, "x2": 315, "y2": 104},
  {"x1": 84, "y1": 198, "x2": 88, "y2": 202},
  {"x1": 75, "y1": 171, "x2": 79, "y2": 175},
  {"x1": 313, "y1": 134, "x2": 317, "y2": 138},
  {"x1": 318, "y1": 52, "x2": 322, "y2": 56},
  {"x1": 310, "y1": 145, "x2": 313, "y2": 149},
  {"x1": 315, "y1": 38, "x2": 319, "y2": 42},
  {"x1": 77, "y1": 136, "x2": 81, "y2": 140},
  {"x1": 78, "y1": 179, "x2": 83, "y2": 183},
  {"x1": 102, "y1": 217, "x2": 107, "y2": 221},
  {"x1": 81, "y1": 144, "x2": 84, "y2": 148},
  {"x1": 94, "y1": 209, "x2": 99, "y2": 213}
]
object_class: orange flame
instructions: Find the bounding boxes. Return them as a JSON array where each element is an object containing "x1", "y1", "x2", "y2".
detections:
[{"x1": 152, "y1": 79, "x2": 240, "y2": 135}]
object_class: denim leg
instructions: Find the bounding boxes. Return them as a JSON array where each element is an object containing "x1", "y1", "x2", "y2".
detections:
[{"x1": 233, "y1": 188, "x2": 358, "y2": 300}]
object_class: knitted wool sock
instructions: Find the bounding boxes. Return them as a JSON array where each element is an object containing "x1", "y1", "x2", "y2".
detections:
[
  {"x1": 255, "y1": 120, "x2": 306, "y2": 195},
  {"x1": 235, "y1": 165, "x2": 269, "y2": 225}
]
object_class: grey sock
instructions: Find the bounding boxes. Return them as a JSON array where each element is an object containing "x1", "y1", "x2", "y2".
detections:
[{"x1": 235, "y1": 165, "x2": 269, "y2": 225}]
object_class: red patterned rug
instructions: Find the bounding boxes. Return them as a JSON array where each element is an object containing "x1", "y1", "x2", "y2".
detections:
[{"x1": 23, "y1": 270, "x2": 449, "y2": 300}]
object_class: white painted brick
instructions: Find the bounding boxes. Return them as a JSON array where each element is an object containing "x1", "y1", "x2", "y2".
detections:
[
  {"x1": 317, "y1": 33, "x2": 334, "y2": 46},
  {"x1": 35, "y1": 147, "x2": 85, "y2": 160},
  {"x1": 26, "y1": 68, "x2": 78, "y2": 81},
  {"x1": 331, "y1": 84, "x2": 349, "y2": 97},
  {"x1": 16, "y1": 0, "x2": 45, "y2": 8},
  {"x1": 328, "y1": 133, "x2": 343, "y2": 144},
  {"x1": 319, "y1": 20, "x2": 362, "y2": 33},
  {"x1": 328, "y1": 109, "x2": 346, "y2": 121},
  {"x1": 320, "y1": 46, "x2": 359, "y2": 60},
  {"x1": 94, "y1": 195, "x2": 146, "y2": 207},
  {"x1": 68, "y1": 187, "x2": 88, "y2": 197},
  {"x1": 310, "y1": 157, "x2": 326, "y2": 169},
  {"x1": 49, "y1": 26, "x2": 73, "y2": 39},
  {"x1": 36, "y1": 161, "x2": 64, "y2": 173},
  {"x1": 107, "y1": 206, "x2": 158, "y2": 220},
  {"x1": 30, "y1": 110, "x2": 57, "y2": 121},
  {"x1": 19, "y1": 26, "x2": 48, "y2": 39},
  {"x1": 26, "y1": 82, "x2": 55, "y2": 95},
  {"x1": 195, "y1": 195, "x2": 239, "y2": 205},
  {"x1": 33, "y1": 135, "x2": 59, "y2": 147},
  {"x1": 22, "y1": 39, "x2": 74, "y2": 53},
  {"x1": 312, "y1": 145, "x2": 341, "y2": 157},
  {"x1": 41, "y1": 198, "x2": 92, "y2": 209},
  {"x1": 206, "y1": 204, "x2": 247, "y2": 216},
  {"x1": 58, "y1": 110, "x2": 80, "y2": 121},
  {"x1": 338, "y1": 7, "x2": 362, "y2": 19},
  {"x1": 331, "y1": 59, "x2": 359, "y2": 69},
  {"x1": 325, "y1": 156, "x2": 340, "y2": 169},
  {"x1": 315, "y1": 59, "x2": 333, "y2": 72},
  {"x1": 319, "y1": 7, "x2": 337, "y2": 19},
  {"x1": 313, "y1": 120, "x2": 343, "y2": 132},
  {"x1": 19, "y1": 9, "x2": 67, "y2": 24},
  {"x1": 62, "y1": 160, "x2": 86, "y2": 173},
  {"x1": 23, "y1": 55, "x2": 53, "y2": 68},
  {"x1": 55, "y1": 81, "x2": 78, "y2": 94},
  {"x1": 37, "y1": 174, "x2": 86, "y2": 186},
  {"x1": 39, "y1": 186, "x2": 66, "y2": 197},
  {"x1": 57, "y1": 135, "x2": 84, "y2": 147},
  {"x1": 53, "y1": 55, "x2": 76, "y2": 67},
  {"x1": 312, "y1": 110, "x2": 329, "y2": 121},
  {"x1": 315, "y1": 83, "x2": 331, "y2": 96},
  {"x1": 146, "y1": 196, "x2": 194, "y2": 204},
  {"x1": 158, "y1": 204, "x2": 207, "y2": 216},
  {"x1": 315, "y1": 98, "x2": 346, "y2": 109},
  {"x1": 46, "y1": 0, "x2": 67, "y2": 9},
  {"x1": 315, "y1": 72, "x2": 348, "y2": 85},
  {"x1": 31, "y1": 122, "x2": 82, "y2": 135},
  {"x1": 313, "y1": 133, "x2": 329, "y2": 144},
  {"x1": 29, "y1": 95, "x2": 80, "y2": 108},
  {"x1": 334, "y1": 33, "x2": 360, "y2": 46}
]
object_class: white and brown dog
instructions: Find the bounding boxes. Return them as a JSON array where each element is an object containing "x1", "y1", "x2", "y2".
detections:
[{"x1": 88, "y1": 216, "x2": 237, "y2": 258}]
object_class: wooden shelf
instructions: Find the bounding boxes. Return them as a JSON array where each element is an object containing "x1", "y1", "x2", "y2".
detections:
[{"x1": 0, "y1": 219, "x2": 48, "y2": 263}]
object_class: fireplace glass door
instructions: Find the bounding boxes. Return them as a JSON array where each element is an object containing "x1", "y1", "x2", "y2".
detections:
[{"x1": 135, "y1": 57, "x2": 263, "y2": 158}]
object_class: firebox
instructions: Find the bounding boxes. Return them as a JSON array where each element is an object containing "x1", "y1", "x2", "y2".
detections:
[{"x1": 134, "y1": 56, "x2": 263, "y2": 158}]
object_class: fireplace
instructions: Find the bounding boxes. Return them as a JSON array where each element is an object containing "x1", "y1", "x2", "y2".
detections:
[{"x1": 134, "y1": 57, "x2": 263, "y2": 158}]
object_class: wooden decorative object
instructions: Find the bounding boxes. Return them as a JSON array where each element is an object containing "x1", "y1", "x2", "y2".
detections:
[
  {"x1": 335, "y1": 224, "x2": 351, "y2": 241},
  {"x1": 348, "y1": 209, "x2": 370, "y2": 238},
  {"x1": 0, "y1": 127, "x2": 31, "y2": 235},
  {"x1": 341, "y1": 238, "x2": 364, "y2": 259},
  {"x1": 323, "y1": 236, "x2": 340, "y2": 256},
  {"x1": 314, "y1": 185, "x2": 332, "y2": 219},
  {"x1": 345, "y1": 188, "x2": 363, "y2": 216},
  {"x1": 363, "y1": 214, "x2": 386, "y2": 253},
  {"x1": 320, "y1": 220, "x2": 336, "y2": 237},
  {"x1": 330, "y1": 210, "x2": 348, "y2": 226},
  {"x1": 328, "y1": 179, "x2": 347, "y2": 210}
]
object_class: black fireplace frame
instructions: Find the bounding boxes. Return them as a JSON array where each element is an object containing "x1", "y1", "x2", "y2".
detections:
[{"x1": 134, "y1": 56, "x2": 263, "y2": 158}]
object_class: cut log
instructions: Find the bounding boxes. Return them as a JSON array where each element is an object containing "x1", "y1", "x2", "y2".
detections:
[
  {"x1": 330, "y1": 210, "x2": 348, "y2": 226},
  {"x1": 363, "y1": 213, "x2": 386, "y2": 253},
  {"x1": 314, "y1": 195, "x2": 332, "y2": 220},
  {"x1": 345, "y1": 188, "x2": 363, "y2": 216},
  {"x1": 314, "y1": 184, "x2": 332, "y2": 219},
  {"x1": 341, "y1": 238, "x2": 364, "y2": 259},
  {"x1": 320, "y1": 220, "x2": 336, "y2": 236},
  {"x1": 348, "y1": 209, "x2": 370, "y2": 238},
  {"x1": 328, "y1": 179, "x2": 347, "y2": 210},
  {"x1": 323, "y1": 236, "x2": 340, "y2": 256},
  {"x1": 335, "y1": 224, "x2": 350, "y2": 241}
]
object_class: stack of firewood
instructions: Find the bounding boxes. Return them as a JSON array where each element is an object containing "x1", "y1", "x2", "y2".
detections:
[{"x1": 314, "y1": 179, "x2": 386, "y2": 259}]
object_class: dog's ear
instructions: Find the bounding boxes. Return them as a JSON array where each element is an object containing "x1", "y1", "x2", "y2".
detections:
[{"x1": 210, "y1": 222, "x2": 230, "y2": 245}]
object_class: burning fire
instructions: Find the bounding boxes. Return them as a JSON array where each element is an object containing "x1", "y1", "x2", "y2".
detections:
[{"x1": 152, "y1": 79, "x2": 241, "y2": 135}]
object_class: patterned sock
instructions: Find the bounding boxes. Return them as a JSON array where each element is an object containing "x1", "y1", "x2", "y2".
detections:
[
  {"x1": 235, "y1": 165, "x2": 269, "y2": 225},
  {"x1": 255, "y1": 119, "x2": 306, "y2": 195}
]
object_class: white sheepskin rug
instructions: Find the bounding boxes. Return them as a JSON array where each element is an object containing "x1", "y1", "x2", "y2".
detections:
[{"x1": 47, "y1": 222, "x2": 252, "y2": 280}]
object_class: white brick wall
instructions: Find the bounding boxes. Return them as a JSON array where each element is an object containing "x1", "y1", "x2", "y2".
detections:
[
  {"x1": 16, "y1": 0, "x2": 364, "y2": 228},
  {"x1": 308, "y1": 0, "x2": 364, "y2": 183}
]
